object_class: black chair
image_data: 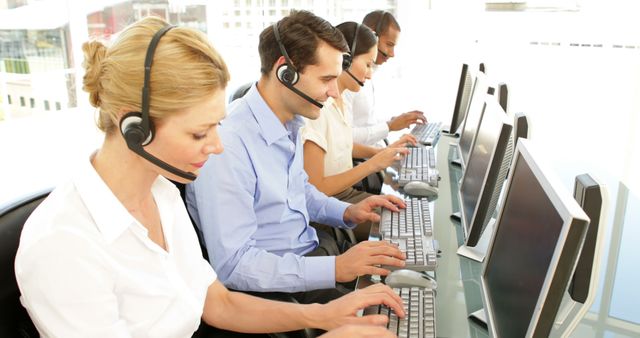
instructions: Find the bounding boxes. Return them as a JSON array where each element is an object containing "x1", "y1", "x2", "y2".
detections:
[
  {"x1": 229, "y1": 82, "x2": 254, "y2": 103},
  {"x1": 352, "y1": 157, "x2": 384, "y2": 195},
  {"x1": 0, "y1": 189, "x2": 50, "y2": 338}
]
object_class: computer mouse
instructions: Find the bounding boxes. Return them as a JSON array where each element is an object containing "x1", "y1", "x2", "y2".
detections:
[
  {"x1": 384, "y1": 269, "x2": 437, "y2": 290},
  {"x1": 403, "y1": 181, "x2": 439, "y2": 198}
]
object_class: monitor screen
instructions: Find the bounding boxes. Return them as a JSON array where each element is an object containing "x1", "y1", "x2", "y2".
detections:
[
  {"x1": 482, "y1": 140, "x2": 589, "y2": 338},
  {"x1": 449, "y1": 64, "x2": 473, "y2": 134},
  {"x1": 458, "y1": 72, "x2": 489, "y2": 168},
  {"x1": 459, "y1": 99, "x2": 513, "y2": 247}
]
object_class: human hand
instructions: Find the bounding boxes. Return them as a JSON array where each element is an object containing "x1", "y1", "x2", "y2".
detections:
[
  {"x1": 335, "y1": 240, "x2": 406, "y2": 282},
  {"x1": 389, "y1": 133, "x2": 418, "y2": 147},
  {"x1": 313, "y1": 283, "x2": 405, "y2": 330},
  {"x1": 387, "y1": 110, "x2": 427, "y2": 131},
  {"x1": 343, "y1": 194, "x2": 406, "y2": 224},
  {"x1": 369, "y1": 147, "x2": 409, "y2": 171},
  {"x1": 319, "y1": 324, "x2": 396, "y2": 338}
]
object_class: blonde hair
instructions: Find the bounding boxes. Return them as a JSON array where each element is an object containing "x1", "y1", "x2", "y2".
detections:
[{"x1": 82, "y1": 16, "x2": 230, "y2": 133}]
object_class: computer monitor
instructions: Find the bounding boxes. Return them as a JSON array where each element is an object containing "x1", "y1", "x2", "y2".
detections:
[
  {"x1": 513, "y1": 112, "x2": 529, "y2": 147},
  {"x1": 550, "y1": 174, "x2": 606, "y2": 338},
  {"x1": 446, "y1": 64, "x2": 474, "y2": 135},
  {"x1": 497, "y1": 83, "x2": 508, "y2": 113},
  {"x1": 481, "y1": 139, "x2": 589, "y2": 338},
  {"x1": 457, "y1": 99, "x2": 513, "y2": 262},
  {"x1": 456, "y1": 72, "x2": 489, "y2": 169},
  {"x1": 569, "y1": 174, "x2": 604, "y2": 303}
]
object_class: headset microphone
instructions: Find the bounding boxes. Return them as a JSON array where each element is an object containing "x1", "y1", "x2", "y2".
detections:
[
  {"x1": 119, "y1": 24, "x2": 197, "y2": 182},
  {"x1": 272, "y1": 23, "x2": 324, "y2": 109},
  {"x1": 373, "y1": 11, "x2": 390, "y2": 59},
  {"x1": 346, "y1": 69, "x2": 364, "y2": 87}
]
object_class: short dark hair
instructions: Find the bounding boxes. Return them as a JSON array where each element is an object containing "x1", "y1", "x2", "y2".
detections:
[
  {"x1": 259, "y1": 10, "x2": 349, "y2": 75},
  {"x1": 362, "y1": 10, "x2": 401, "y2": 37},
  {"x1": 336, "y1": 22, "x2": 377, "y2": 58}
]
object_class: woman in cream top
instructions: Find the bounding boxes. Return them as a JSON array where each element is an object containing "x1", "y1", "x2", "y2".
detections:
[{"x1": 302, "y1": 22, "x2": 412, "y2": 199}]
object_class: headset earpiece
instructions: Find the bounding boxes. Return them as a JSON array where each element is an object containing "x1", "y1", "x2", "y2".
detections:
[
  {"x1": 344, "y1": 22, "x2": 359, "y2": 71},
  {"x1": 342, "y1": 53, "x2": 352, "y2": 71},
  {"x1": 120, "y1": 112, "x2": 154, "y2": 147},
  {"x1": 271, "y1": 21, "x2": 323, "y2": 109},
  {"x1": 276, "y1": 63, "x2": 299, "y2": 85}
]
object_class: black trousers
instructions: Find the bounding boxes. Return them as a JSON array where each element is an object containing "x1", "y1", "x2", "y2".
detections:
[
  {"x1": 289, "y1": 229, "x2": 351, "y2": 304},
  {"x1": 192, "y1": 230, "x2": 350, "y2": 337}
]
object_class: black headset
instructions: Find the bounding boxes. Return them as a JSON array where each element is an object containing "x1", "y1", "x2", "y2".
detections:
[
  {"x1": 341, "y1": 23, "x2": 358, "y2": 71},
  {"x1": 344, "y1": 22, "x2": 365, "y2": 87},
  {"x1": 373, "y1": 10, "x2": 390, "y2": 58},
  {"x1": 272, "y1": 22, "x2": 327, "y2": 109},
  {"x1": 119, "y1": 24, "x2": 197, "y2": 181}
]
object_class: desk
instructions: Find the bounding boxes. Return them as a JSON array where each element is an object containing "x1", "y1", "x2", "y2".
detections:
[{"x1": 358, "y1": 134, "x2": 640, "y2": 338}]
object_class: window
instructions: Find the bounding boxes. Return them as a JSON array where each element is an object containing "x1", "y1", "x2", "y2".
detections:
[
  {"x1": 44, "y1": 100, "x2": 50, "y2": 111},
  {"x1": 55, "y1": 102, "x2": 61, "y2": 110},
  {"x1": 485, "y1": 0, "x2": 580, "y2": 11},
  {"x1": 20, "y1": 96, "x2": 25, "y2": 107},
  {"x1": 30, "y1": 98, "x2": 35, "y2": 108},
  {"x1": 7, "y1": 95, "x2": 12, "y2": 105}
]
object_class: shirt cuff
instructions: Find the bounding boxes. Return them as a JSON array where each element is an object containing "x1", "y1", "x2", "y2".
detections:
[
  {"x1": 326, "y1": 198, "x2": 355, "y2": 228},
  {"x1": 303, "y1": 256, "x2": 336, "y2": 290},
  {"x1": 374, "y1": 122, "x2": 390, "y2": 140}
]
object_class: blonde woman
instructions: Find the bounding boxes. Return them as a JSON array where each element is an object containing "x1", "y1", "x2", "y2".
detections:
[{"x1": 14, "y1": 17, "x2": 401, "y2": 337}]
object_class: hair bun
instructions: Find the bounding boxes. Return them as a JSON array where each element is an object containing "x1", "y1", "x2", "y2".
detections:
[{"x1": 82, "y1": 41, "x2": 107, "y2": 107}]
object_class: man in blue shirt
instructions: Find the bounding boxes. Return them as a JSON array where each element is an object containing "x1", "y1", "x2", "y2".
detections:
[{"x1": 187, "y1": 10, "x2": 406, "y2": 303}]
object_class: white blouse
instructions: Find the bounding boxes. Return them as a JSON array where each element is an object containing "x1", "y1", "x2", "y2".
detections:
[
  {"x1": 301, "y1": 97, "x2": 354, "y2": 177},
  {"x1": 15, "y1": 155, "x2": 216, "y2": 338}
]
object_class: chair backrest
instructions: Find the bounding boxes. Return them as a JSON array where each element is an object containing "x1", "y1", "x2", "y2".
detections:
[
  {"x1": 0, "y1": 189, "x2": 51, "y2": 337},
  {"x1": 169, "y1": 180, "x2": 210, "y2": 262},
  {"x1": 229, "y1": 82, "x2": 254, "y2": 103}
]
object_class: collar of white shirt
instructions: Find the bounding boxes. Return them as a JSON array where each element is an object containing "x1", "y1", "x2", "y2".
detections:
[{"x1": 73, "y1": 154, "x2": 177, "y2": 248}]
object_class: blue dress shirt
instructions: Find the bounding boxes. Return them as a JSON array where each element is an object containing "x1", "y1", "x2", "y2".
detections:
[{"x1": 186, "y1": 84, "x2": 353, "y2": 292}]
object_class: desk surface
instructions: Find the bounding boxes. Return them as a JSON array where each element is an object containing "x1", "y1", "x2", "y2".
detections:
[{"x1": 358, "y1": 133, "x2": 640, "y2": 338}]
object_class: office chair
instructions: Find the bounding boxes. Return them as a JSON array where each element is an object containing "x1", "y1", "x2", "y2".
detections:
[
  {"x1": 170, "y1": 181, "x2": 315, "y2": 338},
  {"x1": 229, "y1": 82, "x2": 254, "y2": 103},
  {"x1": 352, "y1": 157, "x2": 384, "y2": 195},
  {"x1": 351, "y1": 136, "x2": 388, "y2": 195},
  {"x1": 0, "y1": 189, "x2": 50, "y2": 338}
]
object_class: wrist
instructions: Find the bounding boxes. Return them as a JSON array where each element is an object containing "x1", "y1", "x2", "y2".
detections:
[
  {"x1": 366, "y1": 156, "x2": 383, "y2": 172},
  {"x1": 343, "y1": 205, "x2": 352, "y2": 223},
  {"x1": 301, "y1": 303, "x2": 326, "y2": 329},
  {"x1": 334, "y1": 255, "x2": 344, "y2": 283}
]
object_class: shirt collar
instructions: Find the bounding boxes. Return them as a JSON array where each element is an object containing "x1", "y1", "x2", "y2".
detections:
[
  {"x1": 74, "y1": 153, "x2": 177, "y2": 245},
  {"x1": 245, "y1": 83, "x2": 297, "y2": 146}
]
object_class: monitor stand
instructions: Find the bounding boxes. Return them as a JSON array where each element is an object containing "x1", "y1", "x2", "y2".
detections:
[
  {"x1": 469, "y1": 308, "x2": 488, "y2": 328},
  {"x1": 549, "y1": 295, "x2": 582, "y2": 337},
  {"x1": 448, "y1": 142, "x2": 462, "y2": 166},
  {"x1": 456, "y1": 218, "x2": 496, "y2": 262},
  {"x1": 442, "y1": 130, "x2": 460, "y2": 138}
]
